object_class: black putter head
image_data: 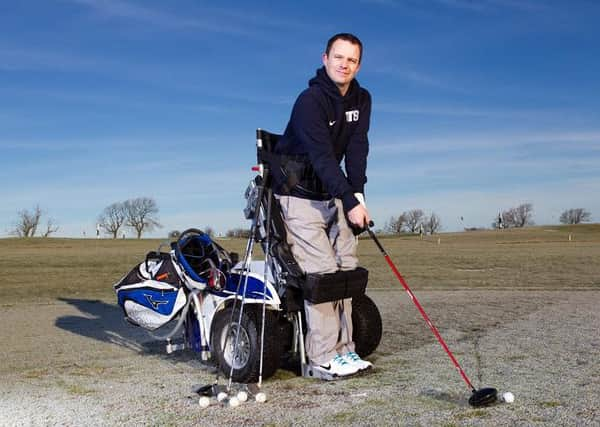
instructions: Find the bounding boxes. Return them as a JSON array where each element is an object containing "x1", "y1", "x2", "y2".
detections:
[
  {"x1": 468, "y1": 387, "x2": 498, "y2": 407},
  {"x1": 191, "y1": 384, "x2": 214, "y2": 396},
  {"x1": 192, "y1": 383, "x2": 225, "y2": 397}
]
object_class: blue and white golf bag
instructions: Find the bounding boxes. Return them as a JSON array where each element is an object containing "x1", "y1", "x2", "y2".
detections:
[{"x1": 114, "y1": 252, "x2": 188, "y2": 330}]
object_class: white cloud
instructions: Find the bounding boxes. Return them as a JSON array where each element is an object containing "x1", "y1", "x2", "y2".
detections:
[
  {"x1": 373, "y1": 102, "x2": 574, "y2": 120},
  {"x1": 68, "y1": 0, "x2": 322, "y2": 38},
  {"x1": 69, "y1": 0, "x2": 254, "y2": 36},
  {"x1": 0, "y1": 47, "x2": 294, "y2": 109},
  {"x1": 0, "y1": 46, "x2": 105, "y2": 72},
  {"x1": 369, "y1": 65, "x2": 453, "y2": 90},
  {"x1": 372, "y1": 129, "x2": 600, "y2": 154},
  {"x1": 0, "y1": 86, "x2": 236, "y2": 117},
  {"x1": 431, "y1": 0, "x2": 548, "y2": 13},
  {"x1": 360, "y1": 0, "x2": 548, "y2": 13}
]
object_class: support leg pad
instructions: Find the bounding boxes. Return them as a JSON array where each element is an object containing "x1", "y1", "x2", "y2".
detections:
[{"x1": 302, "y1": 267, "x2": 368, "y2": 304}]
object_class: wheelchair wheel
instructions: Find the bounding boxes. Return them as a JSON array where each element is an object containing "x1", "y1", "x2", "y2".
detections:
[
  {"x1": 210, "y1": 305, "x2": 282, "y2": 383},
  {"x1": 352, "y1": 293, "x2": 382, "y2": 357}
]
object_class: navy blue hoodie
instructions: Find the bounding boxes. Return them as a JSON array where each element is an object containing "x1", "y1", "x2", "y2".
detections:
[{"x1": 275, "y1": 66, "x2": 371, "y2": 213}]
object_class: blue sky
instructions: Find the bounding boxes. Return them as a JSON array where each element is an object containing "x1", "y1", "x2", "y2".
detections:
[{"x1": 1, "y1": 0, "x2": 599, "y2": 237}]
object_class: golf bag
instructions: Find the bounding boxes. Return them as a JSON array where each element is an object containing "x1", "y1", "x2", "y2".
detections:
[{"x1": 114, "y1": 251, "x2": 188, "y2": 330}]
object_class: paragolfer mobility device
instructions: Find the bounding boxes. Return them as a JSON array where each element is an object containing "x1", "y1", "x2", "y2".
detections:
[{"x1": 114, "y1": 129, "x2": 383, "y2": 399}]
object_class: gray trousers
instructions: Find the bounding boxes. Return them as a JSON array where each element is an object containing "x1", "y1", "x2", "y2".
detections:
[{"x1": 277, "y1": 195, "x2": 358, "y2": 365}]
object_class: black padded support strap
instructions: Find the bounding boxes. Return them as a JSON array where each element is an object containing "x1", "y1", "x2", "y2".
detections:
[
  {"x1": 262, "y1": 151, "x2": 329, "y2": 199},
  {"x1": 302, "y1": 267, "x2": 368, "y2": 304}
]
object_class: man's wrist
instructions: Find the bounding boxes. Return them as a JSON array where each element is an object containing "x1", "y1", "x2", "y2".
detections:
[
  {"x1": 354, "y1": 192, "x2": 366, "y2": 207},
  {"x1": 341, "y1": 191, "x2": 360, "y2": 213}
]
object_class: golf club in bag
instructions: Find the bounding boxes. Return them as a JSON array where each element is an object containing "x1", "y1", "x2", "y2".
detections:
[{"x1": 365, "y1": 223, "x2": 497, "y2": 407}]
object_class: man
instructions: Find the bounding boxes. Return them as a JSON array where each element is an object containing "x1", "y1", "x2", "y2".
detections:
[{"x1": 273, "y1": 33, "x2": 372, "y2": 378}]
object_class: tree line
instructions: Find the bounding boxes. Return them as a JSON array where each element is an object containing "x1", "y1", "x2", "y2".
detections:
[
  {"x1": 8, "y1": 200, "x2": 594, "y2": 238},
  {"x1": 382, "y1": 204, "x2": 594, "y2": 235},
  {"x1": 384, "y1": 209, "x2": 442, "y2": 235},
  {"x1": 491, "y1": 204, "x2": 592, "y2": 229}
]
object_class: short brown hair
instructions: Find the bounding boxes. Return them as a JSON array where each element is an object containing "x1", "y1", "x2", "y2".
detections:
[{"x1": 325, "y1": 33, "x2": 363, "y2": 63}]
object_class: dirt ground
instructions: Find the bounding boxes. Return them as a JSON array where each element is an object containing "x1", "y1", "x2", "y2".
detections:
[{"x1": 2, "y1": 288, "x2": 599, "y2": 426}]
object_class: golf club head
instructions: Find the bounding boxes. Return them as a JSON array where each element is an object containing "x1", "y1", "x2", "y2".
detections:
[
  {"x1": 468, "y1": 387, "x2": 498, "y2": 407},
  {"x1": 192, "y1": 383, "x2": 226, "y2": 397}
]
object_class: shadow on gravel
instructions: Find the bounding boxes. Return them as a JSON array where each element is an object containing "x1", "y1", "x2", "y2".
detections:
[
  {"x1": 419, "y1": 388, "x2": 471, "y2": 408},
  {"x1": 55, "y1": 298, "x2": 209, "y2": 367}
]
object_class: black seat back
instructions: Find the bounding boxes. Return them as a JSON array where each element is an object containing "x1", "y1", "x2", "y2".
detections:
[{"x1": 256, "y1": 128, "x2": 280, "y2": 161}]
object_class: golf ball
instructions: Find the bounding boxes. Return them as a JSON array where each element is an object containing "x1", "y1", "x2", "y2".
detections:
[
  {"x1": 229, "y1": 396, "x2": 240, "y2": 408},
  {"x1": 255, "y1": 392, "x2": 267, "y2": 403},
  {"x1": 217, "y1": 392, "x2": 228, "y2": 402},
  {"x1": 237, "y1": 391, "x2": 248, "y2": 402},
  {"x1": 502, "y1": 392, "x2": 515, "y2": 403},
  {"x1": 198, "y1": 396, "x2": 210, "y2": 408}
]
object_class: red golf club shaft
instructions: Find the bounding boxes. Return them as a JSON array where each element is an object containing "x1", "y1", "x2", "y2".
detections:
[{"x1": 367, "y1": 228, "x2": 475, "y2": 391}]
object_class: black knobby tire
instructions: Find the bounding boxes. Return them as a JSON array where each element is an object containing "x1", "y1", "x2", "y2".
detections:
[
  {"x1": 352, "y1": 294, "x2": 382, "y2": 357},
  {"x1": 210, "y1": 305, "x2": 282, "y2": 383}
]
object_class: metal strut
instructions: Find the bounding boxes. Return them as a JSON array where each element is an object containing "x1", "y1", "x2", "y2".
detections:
[
  {"x1": 258, "y1": 186, "x2": 272, "y2": 388},
  {"x1": 226, "y1": 161, "x2": 270, "y2": 391},
  {"x1": 226, "y1": 181, "x2": 265, "y2": 391}
]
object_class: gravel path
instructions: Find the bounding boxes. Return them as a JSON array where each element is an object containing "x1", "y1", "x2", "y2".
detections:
[{"x1": 1, "y1": 290, "x2": 599, "y2": 426}]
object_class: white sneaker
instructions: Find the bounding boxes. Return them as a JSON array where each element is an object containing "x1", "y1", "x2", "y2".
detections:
[
  {"x1": 312, "y1": 354, "x2": 359, "y2": 378},
  {"x1": 343, "y1": 351, "x2": 373, "y2": 371}
]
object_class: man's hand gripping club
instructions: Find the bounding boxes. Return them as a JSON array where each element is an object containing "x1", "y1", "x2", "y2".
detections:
[{"x1": 347, "y1": 193, "x2": 371, "y2": 234}]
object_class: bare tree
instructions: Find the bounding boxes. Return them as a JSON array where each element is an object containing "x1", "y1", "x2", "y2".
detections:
[
  {"x1": 385, "y1": 213, "x2": 407, "y2": 234},
  {"x1": 501, "y1": 208, "x2": 517, "y2": 228},
  {"x1": 513, "y1": 203, "x2": 534, "y2": 227},
  {"x1": 11, "y1": 205, "x2": 59, "y2": 237},
  {"x1": 383, "y1": 217, "x2": 396, "y2": 234},
  {"x1": 496, "y1": 203, "x2": 534, "y2": 228},
  {"x1": 41, "y1": 218, "x2": 59, "y2": 237},
  {"x1": 98, "y1": 202, "x2": 127, "y2": 238},
  {"x1": 405, "y1": 209, "x2": 425, "y2": 233},
  {"x1": 559, "y1": 208, "x2": 591, "y2": 225},
  {"x1": 124, "y1": 197, "x2": 162, "y2": 239},
  {"x1": 11, "y1": 205, "x2": 43, "y2": 237},
  {"x1": 386, "y1": 210, "x2": 435, "y2": 234},
  {"x1": 424, "y1": 212, "x2": 442, "y2": 234}
]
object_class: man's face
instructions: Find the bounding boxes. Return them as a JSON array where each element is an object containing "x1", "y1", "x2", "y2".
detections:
[{"x1": 322, "y1": 39, "x2": 361, "y2": 95}]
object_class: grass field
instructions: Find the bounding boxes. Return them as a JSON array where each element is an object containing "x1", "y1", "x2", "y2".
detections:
[
  {"x1": 1, "y1": 224, "x2": 599, "y2": 425},
  {"x1": 1, "y1": 224, "x2": 598, "y2": 304}
]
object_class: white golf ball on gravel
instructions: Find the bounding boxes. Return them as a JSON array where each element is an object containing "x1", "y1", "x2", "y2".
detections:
[
  {"x1": 255, "y1": 392, "x2": 267, "y2": 403},
  {"x1": 502, "y1": 392, "x2": 515, "y2": 403},
  {"x1": 229, "y1": 396, "x2": 240, "y2": 408},
  {"x1": 198, "y1": 396, "x2": 210, "y2": 408},
  {"x1": 217, "y1": 392, "x2": 228, "y2": 402},
  {"x1": 237, "y1": 391, "x2": 248, "y2": 402}
]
